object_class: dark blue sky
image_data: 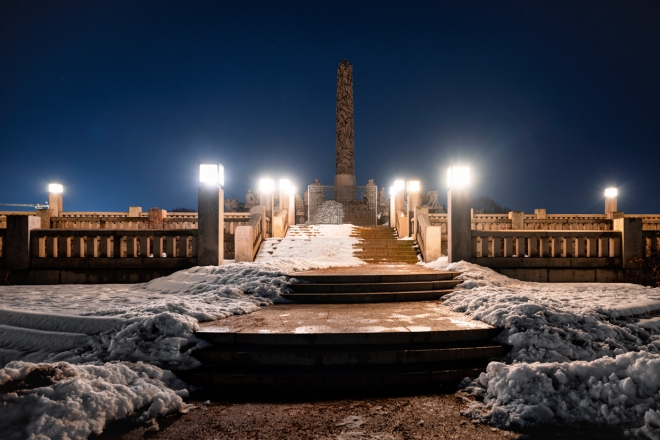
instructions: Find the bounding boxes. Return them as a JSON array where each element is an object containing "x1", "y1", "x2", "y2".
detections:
[{"x1": 1, "y1": 1, "x2": 659, "y2": 213}]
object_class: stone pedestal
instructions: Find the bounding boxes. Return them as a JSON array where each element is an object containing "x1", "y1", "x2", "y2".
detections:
[
  {"x1": 198, "y1": 186, "x2": 224, "y2": 266},
  {"x1": 613, "y1": 216, "x2": 643, "y2": 267},
  {"x1": 605, "y1": 197, "x2": 618, "y2": 217},
  {"x1": 48, "y1": 193, "x2": 62, "y2": 217},
  {"x1": 408, "y1": 192, "x2": 420, "y2": 237},
  {"x1": 509, "y1": 211, "x2": 525, "y2": 230},
  {"x1": 260, "y1": 193, "x2": 273, "y2": 237},
  {"x1": 448, "y1": 187, "x2": 471, "y2": 263},
  {"x1": 5, "y1": 215, "x2": 41, "y2": 270}
]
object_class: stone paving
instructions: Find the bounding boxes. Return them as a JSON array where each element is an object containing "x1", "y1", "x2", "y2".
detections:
[{"x1": 198, "y1": 301, "x2": 492, "y2": 335}]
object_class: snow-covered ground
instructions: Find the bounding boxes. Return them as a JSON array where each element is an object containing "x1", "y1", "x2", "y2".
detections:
[
  {"x1": 0, "y1": 225, "x2": 361, "y2": 440},
  {"x1": 424, "y1": 258, "x2": 660, "y2": 438},
  {"x1": 3, "y1": 224, "x2": 660, "y2": 438}
]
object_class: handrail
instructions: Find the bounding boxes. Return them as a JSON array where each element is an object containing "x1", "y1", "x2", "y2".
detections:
[{"x1": 235, "y1": 211, "x2": 265, "y2": 262}]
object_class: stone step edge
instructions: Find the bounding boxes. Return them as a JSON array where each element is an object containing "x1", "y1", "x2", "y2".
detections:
[
  {"x1": 288, "y1": 281, "x2": 462, "y2": 293},
  {"x1": 195, "y1": 327, "x2": 503, "y2": 346},
  {"x1": 176, "y1": 366, "x2": 488, "y2": 386},
  {"x1": 282, "y1": 289, "x2": 455, "y2": 296},
  {"x1": 287, "y1": 272, "x2": 462, "y2": 283}
]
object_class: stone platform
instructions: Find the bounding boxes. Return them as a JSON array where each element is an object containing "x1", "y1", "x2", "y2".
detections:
[{"x1": 198, "y1": 301, "x2": 491, "y2": 338}]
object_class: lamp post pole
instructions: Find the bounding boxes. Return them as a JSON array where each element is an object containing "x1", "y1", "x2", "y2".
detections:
[{"x1": 198, "y1": 163, "x2": 224, "y2": 266}]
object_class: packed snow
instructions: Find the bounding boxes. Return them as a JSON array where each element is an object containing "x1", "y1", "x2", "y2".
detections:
[{"x1": 424, "y1": 258, "x2": 660, "y2": 437}]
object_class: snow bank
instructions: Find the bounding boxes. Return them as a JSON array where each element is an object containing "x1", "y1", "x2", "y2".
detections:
[
  {"x1": 0, "y1": 361, "x2": 190, "y2": 440},
  {"x1": 423, "y1": 258, "x2": 660, "y2": 435},
  {"x1": 0, "y1": 224, "x2": 364, "y2": 439}
]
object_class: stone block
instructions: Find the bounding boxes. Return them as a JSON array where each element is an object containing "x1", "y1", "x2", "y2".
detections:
[
  {"x1": 5, "y1": 215, "x2": 41, "y2": 270},
  {"x1": 548, "y1": 269, "x2": 596, "y2": 283},
  {"x1": 500, "y1": 268, "x2": 548, "y2": 283}
]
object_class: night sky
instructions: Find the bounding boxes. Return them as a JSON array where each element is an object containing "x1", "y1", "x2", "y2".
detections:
[{"x1": 1, "y1": 1, "x2": 659, "y2": 214}]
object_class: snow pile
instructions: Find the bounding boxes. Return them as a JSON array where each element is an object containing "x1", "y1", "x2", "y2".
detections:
[
  {"x1": 462, "y1": 352, "x2": 660, "y2": 437},
  {"x1": 0, "y1": 224, "x2": 364, "y2": 438},
  {"x1": 423, "y1": 258, "x2": 660, "y2": 435},
  {"x1": 0, "y1": 361, "x2": 190, "y2": 440}
]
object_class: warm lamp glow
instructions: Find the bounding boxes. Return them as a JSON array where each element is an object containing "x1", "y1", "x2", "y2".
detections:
[
  {"x1": 288, "y1": 185, "x2": 296, "y2": 195},
  {"x1": 408, "y1": 180, "x2": 421, "y2": 193},
  {"x1": 605, "y1": 188, "x2": 618, "y2": 198},
  {"x1": 259, "y1": 178, "x2": 274, "y2": 194},
  {"x1": 447, "y1": 166, "x2": 470, "y2": 189},
  {"x1": 48, "y1": 183, "x2": 63, "y2": 194},
  {"x1": 389, "y1": 185, "x2": 396, "y2": 196},
  {"x1": 199, "y1": 163, "x2": 224, "y2": 186},
  {"x1": 394, "y1": 180, "x2": 405, "y2": 192}
]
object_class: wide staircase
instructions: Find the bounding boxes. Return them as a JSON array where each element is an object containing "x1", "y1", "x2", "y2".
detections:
[
  {"x1": 180, "y1": 226, "x2": 509, "y2": 393},
  {"x1": 183, "y1": 325, "x2": 508, "y2": 392},
  {"x1": 352, "y1": 227, "x2": 419, "y2": 264}
]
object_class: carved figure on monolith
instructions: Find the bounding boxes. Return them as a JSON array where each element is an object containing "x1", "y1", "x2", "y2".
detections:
[{"x1": 335, "y1": 59, "x2": 355, "y2": 187}]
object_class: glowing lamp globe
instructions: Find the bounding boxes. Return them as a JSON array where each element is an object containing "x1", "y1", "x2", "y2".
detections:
[
  {"x1": 199, "y1": 163, "x2": 224, "y2": 186},
  {"x1": 48, "y1": 183, "x2": 63, "y2": 194},
  {"x1": 447, "y1": 166, "x2": 470, "y2": 189}
]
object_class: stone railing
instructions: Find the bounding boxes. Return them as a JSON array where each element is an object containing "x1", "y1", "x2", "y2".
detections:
[
  {"x1": 272, "y1": 209, "x2": 289, "y2": 238},
  {"x1": 471, "y1": 230, "x2": 621, "y2": 259},
  {"x1": 0, "y1": 228, "x2": 5, "y2": 258},
  {"x1": 30, "y1": 229, "x2": 198, "y2": 259},
  {"x1": 416, "y1": 214, "x2": 441, "y2": 263},
  {"x1": 235, "y1": 211, "x2": 265, "y2": 262},
  {"x1": 644, "y1": 231, "x2": 660, "y2": 257}
]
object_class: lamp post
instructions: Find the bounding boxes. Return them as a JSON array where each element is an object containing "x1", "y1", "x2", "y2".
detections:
[
  {"x1": 447, "y1": 166, "x2": 471, "y2": 263},
  {"x1": 198, "y1": 163, "x2": 224, "y2": 266},
  {"x1": 48, "y1": 183, "x2": 63, "y2": 218},
  {"x1": 605, "y1": 187, "x2": 618, "y2": 218},
  {"x1": 259, "y1": 178, "x2": 274, "y2": 236}
]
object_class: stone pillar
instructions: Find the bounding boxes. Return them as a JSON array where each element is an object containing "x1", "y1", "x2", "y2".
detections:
[
  {"x1": 48, "y1": 193, "x2": 62, "y2": 218},
  {"x1": 509, "y1": 211, "x2": 525, "y2": 230},
  {"x1": 288, "y1": 192, "x2": 296, "y2": 226},
  {"x1": 389, "y1": 194, "x2": 396, "y2": 228},
  {"x1": 198, "y1": 185, "x2": 224, "y2": 266},
  {"x1": 605, "y1": 196, "x2": 618, "y2": 218},
  {"x1": 36, "y1": 208, "x2": 51, "y2": 229},
  {"x1": 148, "y1": 208, "x2": 166, "y2": 229},
  {"x1": 613, "y1": 215, "x2": 643, "y2": 267},
  {"x1": 408, "y1": 191, "x2": 420, "y2": 237},
  {"x1": 335, "y1": 59, "x2": 356, "y2": 188},
  {"x1": 129, "y1": 206, "x2": 142, "y2": 217},
  {"x1": 5, "y1": 215, "x2": 41, "y2": 270},
  {"x1": 260, "y1": 192, "x2": 273, "y2": 237},
  {"x1": 448, "y1": 187, "x2": 471, "y2": 263},
  {"x1": 535, "y1": 208, "x2": 546, "y2": 219}
]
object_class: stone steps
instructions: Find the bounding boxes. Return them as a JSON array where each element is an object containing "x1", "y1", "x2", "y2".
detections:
[
  {"x1": 181, "y1": 327, "x2": 509, "y2": 391},
  {"x1": 282, "y1": 290, "x2": 453, "y2": 303},
  {"x1": 288, "y1": 280, "x2": 462, "y2": 293}
]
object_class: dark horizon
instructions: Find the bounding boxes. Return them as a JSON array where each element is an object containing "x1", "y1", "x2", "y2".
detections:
[{"x1": 1, "y1": 1, "x2": 659, "y2": 214}]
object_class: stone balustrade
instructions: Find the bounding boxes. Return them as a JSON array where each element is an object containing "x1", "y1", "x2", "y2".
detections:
[
  {"x1": 644, "y1": 231, "x2": 660, "y2": 257},
  {"x1": 272, "y1": 209, "x2": 289, "y2": 238},
  {"x1": 471, "y1": 230, "x2": 621, "y2": 259},
  {"x1": 235, "y1": 211, "x2": 265, "y2": 262},
  {"x1": 416, "y1": 214, "x2": 441, "y2": 263},
  {"x1": 0, "y1": 228, "x2": 5, "y2": 258},
  {"x1": 30, "y1": 229, "x2": 198, "y2": 259}
]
